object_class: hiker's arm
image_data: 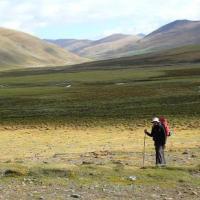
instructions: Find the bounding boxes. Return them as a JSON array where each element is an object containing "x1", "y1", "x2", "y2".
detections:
[{"x1": 144, "y1": 129, "x2": 152, "y2": 137}]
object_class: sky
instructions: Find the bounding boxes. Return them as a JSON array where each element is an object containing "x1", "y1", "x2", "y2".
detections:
[{"x1": 0, "y1": 0, "x2": 200, "y2": 40}]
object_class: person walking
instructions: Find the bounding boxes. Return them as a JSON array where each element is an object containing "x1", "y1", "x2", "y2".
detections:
[{"x1": 144, "y1": 117, "x2": 167, "y2": 166}]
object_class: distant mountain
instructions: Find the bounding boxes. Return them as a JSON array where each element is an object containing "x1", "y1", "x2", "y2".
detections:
[
  {"x1": 46, "y1": 20, "x2": 200, "y2": 60},
  {"x1": 45, "y1": 34, "x2": 132, "y2": 54},
  {"x1": 0, "y1": 28, "x2": 87, "y2": 70},
  {"x1": 45, "y1": 39, "x2": 93, "y2": 53},
  {"x1": 92, "y1": 34, "x2": 131, "y2": 45},
  {"x1": 46, "y1": 33, "x2": 141, "y2": 60},
  {"x1": 115, "y1": 20, "x2": 200, "y2": 57},
  {"x1": 78, "y1": 34, "x2": 142, "y2": 59},
  {"x1": 137, "y1": 33, "x2": 146, "y2": 37},
  {"x1": 139, "y1": 20, "x2": 200, "y2": 50}
]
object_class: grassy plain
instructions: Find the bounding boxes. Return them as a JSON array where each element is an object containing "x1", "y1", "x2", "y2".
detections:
[
  {"x1": 0, "y1": 47, "x2": 199, "y2": 199},
  {"x1": 0, "y1": 62, "x2": 199, "y2": 126}
]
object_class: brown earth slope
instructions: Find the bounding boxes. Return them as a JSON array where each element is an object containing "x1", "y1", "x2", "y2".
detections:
[
  {"x1": 0, "y1": 28, "x2": 88, "y2": 69},
  {"x1": 109, "y1": 20, "x2": 200, "y2": 58}
]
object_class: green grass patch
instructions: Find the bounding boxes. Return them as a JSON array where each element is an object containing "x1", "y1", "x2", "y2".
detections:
[
  {"x1": 0, "y1": 62, "x2": 199, "y2": 125},
  {"x1": 70, "y1": 164, "x2": 200, "y2": 187},
  {"x1": 0, "y1": 163, "x2": 199, "y2": 188}
]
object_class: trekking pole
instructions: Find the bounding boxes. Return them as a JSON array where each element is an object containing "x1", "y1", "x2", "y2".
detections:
[{"x1": 142, "y1": 133, "x2": 147, "y2": 168}]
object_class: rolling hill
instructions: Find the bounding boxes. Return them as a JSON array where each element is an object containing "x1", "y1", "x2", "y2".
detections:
[
  {"x1": 0, "y1": 28, "x2": 88, "y2": 70},
  {"x1": 104, "y1": 20, "x2": 200, "y2": 58},
  {"x1": 45, "y1": 34, "x2": 131, "y2": 53},
  {"x1": 143, "y1": 20, "x2": 200, "y2": 47},
  {"x1": 77, "y1": 34, "x2": 141, "y2": 60},
  {"x1": 46, "y1": 20, "x2": 200, "y2": 60},
  {"x1": 45, "y1": 38, "x2": 93, "y2": 53},
  {"x1": 2, "y1": 44, "x2": 199, "y2": 76},
  {"x1": 68, "y1": 45, "x2": 200, "y2": 71},
  {"x1": 46, "y1": 34, "x2": 142, "y2": 60},
  {"x1": 91, "y1": 34, "x2": 131, "y2": 45}
]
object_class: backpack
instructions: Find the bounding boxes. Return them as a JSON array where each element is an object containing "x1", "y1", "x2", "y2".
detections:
[{"x1": 159, "y1": 116, "x2": 171, "y2": 136}]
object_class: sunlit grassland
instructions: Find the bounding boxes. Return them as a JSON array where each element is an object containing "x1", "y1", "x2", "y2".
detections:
[{"x1": 0, "y1": 127, "x2": 199, "y2": 188}]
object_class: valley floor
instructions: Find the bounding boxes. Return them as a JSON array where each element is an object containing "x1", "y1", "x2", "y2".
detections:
[{"x1": 0, "y1": 125, "x2": 199, "y2": 199}]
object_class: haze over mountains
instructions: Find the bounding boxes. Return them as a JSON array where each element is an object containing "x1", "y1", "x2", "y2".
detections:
[
  {"x1": 46, "y1": 34, "x2": 143, "y2": 60},
  {"x1": 45, "y1": 38, "x2": 93, "y2": 53},
  {"x1": 0, "y1": 28, "x2": 87, "y2": 69},
  {"x1": 47, "y1": 20, "x2": 200, "y2": 60},
  {"x1": 45, "y1": 34, "x2": 136, "y2": 55}
]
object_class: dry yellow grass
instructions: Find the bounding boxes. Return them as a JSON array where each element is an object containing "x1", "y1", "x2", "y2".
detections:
[
  {"x1": 0, "y1": 125, "x2": 199, "y2": 200},
  {"x1": 0, "y1": 126, "x2": 199, "y2": 164}
]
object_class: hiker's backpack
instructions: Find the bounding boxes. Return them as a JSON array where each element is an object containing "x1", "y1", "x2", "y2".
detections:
[{"x1": 159, "y1": 116, "x2": 171, "y2": 136}]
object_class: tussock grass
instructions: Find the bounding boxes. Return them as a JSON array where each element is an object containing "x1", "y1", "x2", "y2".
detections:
[
  {"x1": 0, "y1": 163, "x2": 29, "y2": 177},
  {"x1": 29, "y1": 167, "x2": 72, "y2": 178}
]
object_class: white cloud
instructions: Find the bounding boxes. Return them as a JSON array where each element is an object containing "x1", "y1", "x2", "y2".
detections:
[{"x1": 0, "y1": 0, "x2": 199, "y2": 37}]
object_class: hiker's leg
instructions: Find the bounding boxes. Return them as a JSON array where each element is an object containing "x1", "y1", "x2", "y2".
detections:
[
  {"x1": 161, "y1": 145, "x2": 166, "y2": 165},
  {"x1": 156, "y1": 145, "x2": 165, "y2": 165},
  {"x1": 159, "y1": 145, "x2": 166, "y2": 165},
  {"x1": 155, "y1": 145, "x2": 161, "y2": 165}
]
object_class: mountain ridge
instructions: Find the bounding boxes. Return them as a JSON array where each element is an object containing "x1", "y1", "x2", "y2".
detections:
[
  {"x1": 0, "y1": 27, "x2": 88, "y2": 70},
  {"x1": 46, "y1": 33, "x2": 143, "y2": 60},
  {"x1": 46, "y1": 20, "x2": 200, "y2": 60}
]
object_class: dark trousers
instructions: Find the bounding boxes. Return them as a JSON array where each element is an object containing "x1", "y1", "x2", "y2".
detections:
[{"x1": 155, "y1": 145, "x2": 166, "y2": 165}]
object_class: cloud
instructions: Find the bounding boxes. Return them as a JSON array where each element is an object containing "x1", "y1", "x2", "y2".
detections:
[{"x1": 0, "y1": 0, "x2": 199, "y2": 38}]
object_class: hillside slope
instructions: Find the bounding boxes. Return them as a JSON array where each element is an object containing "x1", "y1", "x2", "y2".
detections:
[
  {"x1": 77, "y1": 34, "x2": 142, "y2": 60},
  {"x1": 0, "y1": 28, "x2": 88, "y2": 69},
  {"x1": 47, "y1": 20, "x2": 200, "y2": 60},
  {"x1": 3, "y1": 45, "x2": 199, "y2": 77},
  {"x1": 46, "y1": 34, "x2": 141, "y2": 60},
  {"x1": 68, "y1": 45, "x2": 200, "y2": 71},
  {"x1": 45, "y1": 39, "x2": 93, "y2": 53},
  {"x1": 113, "y1": 20, "x2": 200, "y2": 58}
]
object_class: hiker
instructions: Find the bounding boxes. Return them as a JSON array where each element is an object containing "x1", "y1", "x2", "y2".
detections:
[{"x1": 144, "y1": 117, "x2": 167, "y2": 166}]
